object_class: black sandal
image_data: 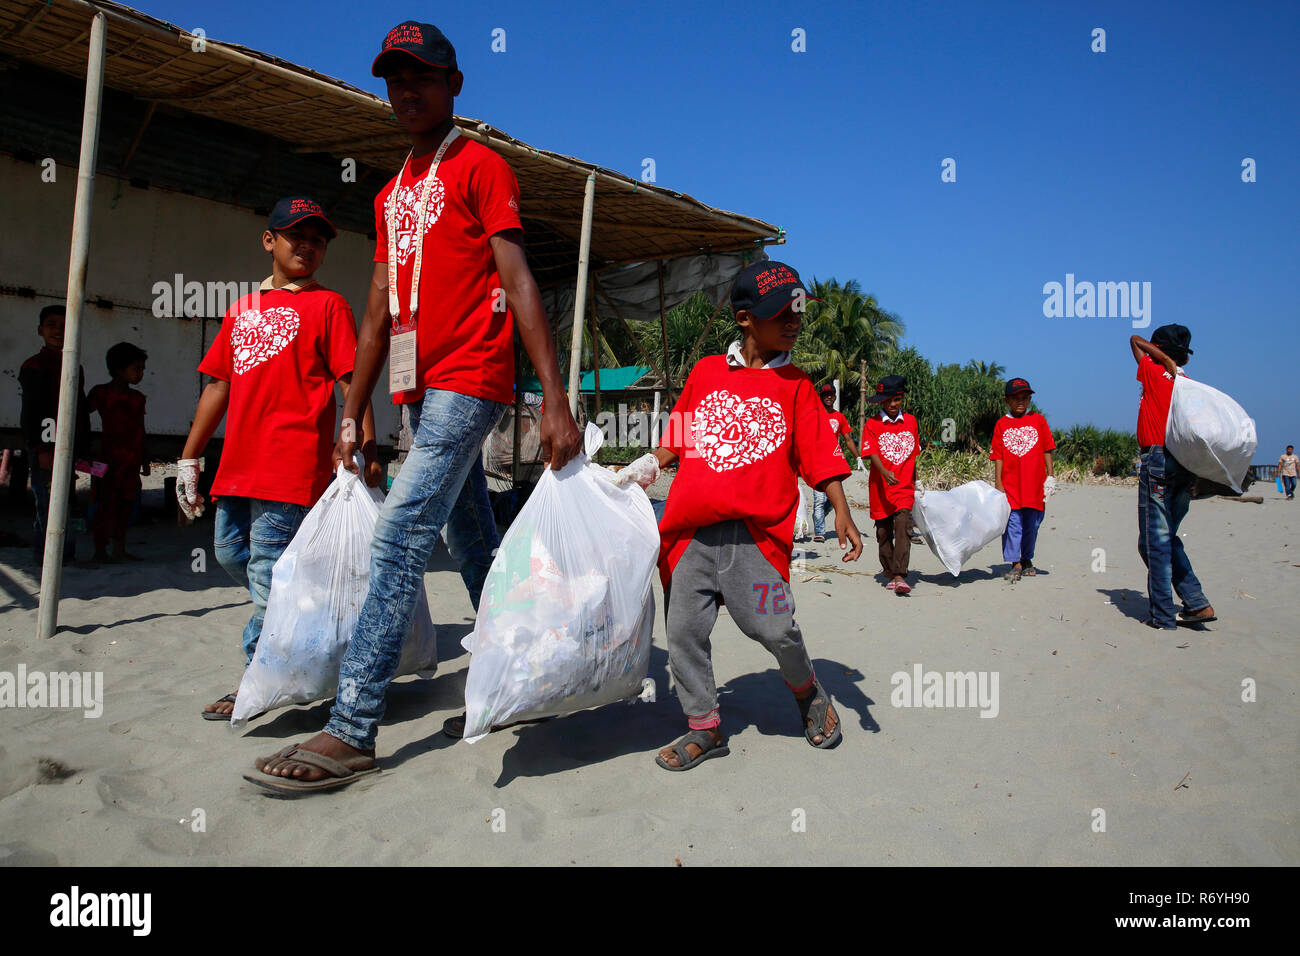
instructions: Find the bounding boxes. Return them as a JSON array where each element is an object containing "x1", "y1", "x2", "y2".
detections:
[
  {"x1": 201, "y1": 693, "x2": 238, "y2": 721},
  {"x1": 655, "y1": 729, "x2": 730, "y2": 771},
  {"x1": 796, "y1": 681, "x2": 842, "y2": 749}
]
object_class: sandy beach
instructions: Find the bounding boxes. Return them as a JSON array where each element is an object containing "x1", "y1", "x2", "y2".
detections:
[{"x1": 1, "y1": 474, "x2": 1296, "y2": 866}]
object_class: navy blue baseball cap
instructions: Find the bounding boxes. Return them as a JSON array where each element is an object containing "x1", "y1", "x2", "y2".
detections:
[
  {"x1": 268, "y1": 196, "x2": 336, "y2": 240},
  {"x1": 868, "y1": 375, "x2": 907, "y2": 403},
  {"x1": 1151, "y1": 324, "x2": 1193, "y2": 356},
  {"x1": 1004, "y1": 377, "x2": 1034, "y2": 396},
  {"x1": 372, "y1": 21, "x2": 458, "y2": 77},
  {"x1": 730, "y1": 260, "x2": 819, "y2": 321}
]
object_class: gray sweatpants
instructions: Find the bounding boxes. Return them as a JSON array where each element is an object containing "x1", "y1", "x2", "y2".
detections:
[{"x1": 666, "y1": 520, "x2": 816, "y2": 729}]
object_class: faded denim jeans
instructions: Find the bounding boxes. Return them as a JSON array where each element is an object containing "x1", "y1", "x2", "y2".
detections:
[
  {"x1": 214, "y1": 496, "x2": 310, "y2": 663},
  {"x1": 1137, "y1": 445, "x2": 1208, "y2": 629},
  {"x1": 326, "y1": 388, "x2": 504, "y2": 751},
  {"x1": 812, "y1": 489, "x2": 829, "y2": 537}
]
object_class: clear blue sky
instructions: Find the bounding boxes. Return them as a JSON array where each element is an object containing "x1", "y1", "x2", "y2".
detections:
[{"x1": 146, "y1": 0, "x2": 1299, "y2": 459}]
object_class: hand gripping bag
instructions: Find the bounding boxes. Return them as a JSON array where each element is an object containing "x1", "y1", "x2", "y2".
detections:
[
  {"x1": 461, "y1": 423, "x2": 659, "y2": 743},
  {"x1": 230, "y1": 459, "x2": 437, "y2": 730},
  {"x1": 1165, "y1": 376, "x2": 1257, "y2": 494},
  {"x1": 912, "y1": 479, "x2": 1011, "y2": 577}
]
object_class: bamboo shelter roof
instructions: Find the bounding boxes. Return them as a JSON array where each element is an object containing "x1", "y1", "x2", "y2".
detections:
[{"x1": 0, "y1": 0, "x2": 783, "y2": 287}]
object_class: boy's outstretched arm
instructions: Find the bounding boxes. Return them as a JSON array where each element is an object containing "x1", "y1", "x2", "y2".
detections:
[
  {"x1": 491, "y1": 230, "x2": 582, "y2": 470},
  {"x1": 993, "y1": 457, "x2": 1005, "y2": 492},
  {"x1": 176, "y1": 379, "x2": 230, "y2": 520},
  {"x1": 336, "y1": 263, "x2": 390, "y2": 472},
  {"x1": 819, "y1": 478, "x2": 863, "y2": 561}
]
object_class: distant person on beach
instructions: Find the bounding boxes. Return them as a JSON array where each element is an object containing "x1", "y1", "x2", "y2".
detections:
[
  {"x1": 176, "y1": 197, "x2": 379, "y2": 720},
  {"x1": 87, "y1": 342, "x2": 148, "y2": 562},
  {"x1": 1131, "y1": 325, "x2": 1215, "y2": 630},
  {"x1": 861, "y1": 375, "x2": 919, "y2": 594},
  {"x1": 247, "y1": 22, "x2": 581, "y2": 793},
  {"x1": 1278, "y1": 446, "x2": 1297, "y2": 500},
  {"x1": 813, "y1": 383, "x2": 855, "y2": 543},
  {"x1": 990, "y1": 377, "x2": 1055, "y2": 582},
  {"x1": 616, "y1": 260, "x2": 862, "y2": 770},
  {"x1": 19, "y1": 304, "x2": 90, "y2": 564}
]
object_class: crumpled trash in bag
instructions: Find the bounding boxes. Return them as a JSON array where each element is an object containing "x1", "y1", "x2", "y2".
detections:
[
  {"x1": 461, "y1": 423, "x2": 659, "y2": 742},
  {"x1": 230, "y1": 457, "x2": 437, "y2": 730},
  {"x1": 1165, "y1": 376, "x2": 1257, "y2": 494},
  {"x1": 912, "y1": 479, "x2": 1010, "y2": 577}
]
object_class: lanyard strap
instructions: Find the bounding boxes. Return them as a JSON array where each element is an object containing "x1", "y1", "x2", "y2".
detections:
[{"x1": 387, "y1": 126, "x2": 460, "y2": 324}]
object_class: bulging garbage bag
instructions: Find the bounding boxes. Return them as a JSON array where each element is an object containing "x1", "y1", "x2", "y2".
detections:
[
  {"x1": 912, "y1": 479, "x2": 1010, "y2": 577},
  {"x1": 461, "y1": 423, "x2": 659, "y2": 743},
  {"x1": 230, "y1": 458, "x2": 437, "y2": 730},
  {"x1": 1165, "y1": 376, "x2": 1257, "y2": 494}
]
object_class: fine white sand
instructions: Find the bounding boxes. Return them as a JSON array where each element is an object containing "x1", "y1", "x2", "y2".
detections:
[{"x1": 0, "y1": 475, "x2": 1296, "y2": 865}]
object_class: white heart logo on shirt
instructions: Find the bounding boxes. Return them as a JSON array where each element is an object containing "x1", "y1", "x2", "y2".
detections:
[
  {"x1": 389, "y1": 179, "x2": 446, "y2": 267},
  {"x1": 1003, "y1": 425, "x2": 1039, "y2": 457},
  {"x1": 230, "y1": 306, "x2": 300, "y2": 375},
  {"x1": 877, "y1": 431, "x2": 914, "y2": 466},
  {"x1": 692, "y1": 389, "x2": 788, "y2": 472}
]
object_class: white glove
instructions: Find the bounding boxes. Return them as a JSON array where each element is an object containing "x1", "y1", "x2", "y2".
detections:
[
  {"x1": 610, "y1": 452, "x2": 659, "y2": 490},
  {"x1": 176, "y1": 458, "x2": 205, "y2": 520},
  {"x1": 1043, "y1": 476, "x2": 1058, "y2": 500}
]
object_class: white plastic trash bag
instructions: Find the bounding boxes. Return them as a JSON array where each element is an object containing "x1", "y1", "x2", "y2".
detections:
[
  {"x1": 1165, "y1": 376, "x2": 1257, "y2": 494},
  {"x1": 912, "y1": 480, "x2": 1011, "y2": 577},
  {"x1": 230, "y1": 459, "x2": 437, "y2": 730},
  {"x1": 794, "y1": 483, "x2": 810, "y2": 539},
  {"x1": 461, "y1": 423, "x2": 659, "y2": 743}
]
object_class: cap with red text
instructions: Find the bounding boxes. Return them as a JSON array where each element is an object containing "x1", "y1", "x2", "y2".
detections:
[
  {"x1": 730, "y1": 260, "x2": 819, "y2": 321},
  {"x1": 268, "y1": 196, "x2": 336, "y2": 241},
  {"x1": 372, "y1": 21, "x2": 458, "y2": 77}
]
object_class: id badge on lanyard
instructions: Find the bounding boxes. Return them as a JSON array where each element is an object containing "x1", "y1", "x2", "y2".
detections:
[{"x1": 388, "y1": 126, "x2": 460, "y2": 395}]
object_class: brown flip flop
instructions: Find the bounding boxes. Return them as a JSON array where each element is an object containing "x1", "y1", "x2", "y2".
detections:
[{"x1": 244, "y1": 744, "x2": 378, "y2": 794}]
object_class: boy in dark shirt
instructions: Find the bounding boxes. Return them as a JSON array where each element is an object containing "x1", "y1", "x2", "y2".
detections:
[
  {"x1": 19, "y1": 305, "x2": 89, "y2": 563},
  {"x1": 87, "y1": 342, "x2": 148, "y2": 561}
]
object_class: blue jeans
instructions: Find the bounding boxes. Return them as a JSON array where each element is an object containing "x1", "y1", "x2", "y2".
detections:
[
  {"x1": 326, "y1": 389, "x2": 504, "y2": 751},
  {"x1": 30, "y1": 467, "x2": 75, "y2": 563},
  {"x1": 1002, "y1": 507, "x2": 1044, "y2": 563},
  {"x1": 1137, "y1": 445, "x2": 1208, "y2": 629},
  {"x1": 214, "y1": 497, "x2": 310, "y2": 664},
  {"x1": 1283, "y1": 475, "x2": 1296, "y2": 499},
  {"x1": 812, "y1": 489, "x2": 829, "y2": 536}
]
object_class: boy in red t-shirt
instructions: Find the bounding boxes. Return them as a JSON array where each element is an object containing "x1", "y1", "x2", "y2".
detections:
[
  {"x1": 810, "y1": 383, "x2": 855, "y2": 542},
  {"x1": 861, "y1": 375, "x2": 919, "y2": 594},
  {"x1": 176, "y1": 197, "x2": 378, "y2": 720},
  {"x1": 990, "y1": 377, "x2": 1055, "y2": 583},
  {"x1": 616, "y1": 261, "x2": 863, "y2": 771},
  {"x1": 249, "y1": 22, "x2": 583, "y2": 792},
  {"x1": 87, "y1": 342, "x2": 148, "y2": 562},
  {"x1": 1130, "y1": 325, "x2": 1215, "y2": 630}
]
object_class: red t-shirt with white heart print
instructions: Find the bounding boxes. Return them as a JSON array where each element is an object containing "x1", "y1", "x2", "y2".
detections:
[
  {"x1": 198, "y1": 284, "x2": 357, "y2": 506},
  {"x1": 827, "y1": 410, "x2": 852, "y2": 439},
  {"x1": 657, "y1": 355, "x2": 850, "y2": 584},
  {"x1": 990, "y1": 412, "x2": 1055, "y2": 510},
  {"x1": 861, "y1": 413, "x2": 919, "y2": 519},
  {"x1": 374, "y1": 136, "x2": 523, "y2": 406}
]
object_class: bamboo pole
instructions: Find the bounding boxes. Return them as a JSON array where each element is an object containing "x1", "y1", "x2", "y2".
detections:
[
  {"x1": 38, "y1": 10, "x2": 107, "y2": 640},
  {"x1": 566, "y1": 172, "x2": 596, "y2": 418},
  {"x1": 656, "y1": 260, "x2": 672, "y2": 403},
  {"x1": 590, "y1": 278, "x2": 602, "y2": 429}
]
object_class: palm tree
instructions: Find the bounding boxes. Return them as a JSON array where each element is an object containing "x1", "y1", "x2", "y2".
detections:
[
  {"x1": 795, "y1": 279, "x2": 904, "y2": 399},
  {"x1": 966, "y1": 359, "x2": 1006, "y2": 379}
]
